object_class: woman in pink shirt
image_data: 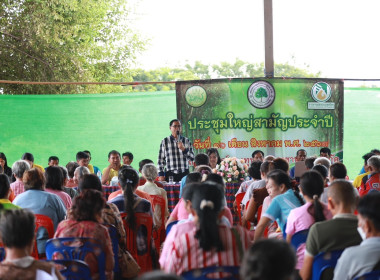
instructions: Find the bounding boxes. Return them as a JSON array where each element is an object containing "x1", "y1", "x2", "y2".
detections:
[
  {"x1": 285, "y1": 170, "x2": 332, "y2": 272},
  {"x1": 45, "y1": 166, "x2": 72, "y2": 209}
]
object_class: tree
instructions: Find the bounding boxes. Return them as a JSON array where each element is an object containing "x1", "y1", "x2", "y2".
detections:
[
  {"x1": 0, "y1": 0, "x2": 146, "y2": 94},
  {"x1": 129, "y1": 59, "x2": 321, "y2": 92}
]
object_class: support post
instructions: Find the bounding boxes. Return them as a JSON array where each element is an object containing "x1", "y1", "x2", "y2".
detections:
[{"x1": 264, "y1": 0, "x2": 274, "y2": 78}]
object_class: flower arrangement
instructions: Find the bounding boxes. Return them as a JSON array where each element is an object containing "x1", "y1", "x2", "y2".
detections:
[{"x1": 212, "y1": 156, "x2": 249, "y2": 183}]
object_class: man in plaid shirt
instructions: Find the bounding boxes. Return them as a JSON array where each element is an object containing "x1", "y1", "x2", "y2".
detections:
[{"x1": 158, "y1": 119, "x2": 194, "y2": 182}]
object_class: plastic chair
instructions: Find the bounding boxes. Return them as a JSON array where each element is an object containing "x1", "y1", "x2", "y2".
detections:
[
  {"x1": 354, "y1": 270, "x2": 380, "y2": 280},
  {"x1": 103, "y1": 223, "x2": 120, "y2": 276},
  {"x1": 312, "y1": 250, "x2": 344, "y2": 280},
  {"x1": 235, "y1": 192, "x2": 245, "y2": 225},
  {"x1": 51, "y1": 259, "x2": 92, "y2": 280},
  {"x1": 0, "y1": 247, "x2": 5, "y2": 261},
  {"x1": 181, "y1": 265, "x2": 240, "y2": 280},
  {"x1": 150, "y1": 194, "x2": 167, "y2": 250},
  {"x1": 45, "y1": 237, "x2": 106, "y2": 280},
  {"x1": 166, "y1": 220, "x2": 179, "y2": 236},
  {"x1": 34, "y1": 214, "x2": 55, "y2": 259},
  {"x1": 291, "y1": 229, "x2": 309, "y2": 251},
  {"x1": 120, "y1": 212, "x2": 154, "y2": 274}
]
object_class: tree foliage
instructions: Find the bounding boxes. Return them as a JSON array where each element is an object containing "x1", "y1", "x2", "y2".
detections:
[
  {"x1": 131, "y1": 59, "x2": 321, "y2": 92},
  {"x1": 0, "y1": 0, "x2": 146, "y2": 94}
]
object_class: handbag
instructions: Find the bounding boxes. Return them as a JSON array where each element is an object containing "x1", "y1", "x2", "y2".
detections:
[{"x1": 119, "y1": 248, "x2": 141, "y2": 278}]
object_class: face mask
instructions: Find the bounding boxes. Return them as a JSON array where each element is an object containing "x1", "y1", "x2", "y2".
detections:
[{"x1": 357, "y1": 227, "x2": 366, "y2": 240}]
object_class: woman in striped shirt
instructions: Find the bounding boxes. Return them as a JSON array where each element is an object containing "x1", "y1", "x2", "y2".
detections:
[{"x1": 160, "y1": 181, "x2": 252, "y2": 275}]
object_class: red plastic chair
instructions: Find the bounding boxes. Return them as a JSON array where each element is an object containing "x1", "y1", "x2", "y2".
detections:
[
  {"x1": 34, "y1": 214, "x2": 55, "y2": 259},
  {"x1": 150, "y1": 194, "x2": 167, "y2": 251},
  {"x1": 256, "y1": 205, "x2": 268, "y2": 237},
  {"x1": 120, "y1": 212, "x2": 154, "y2": 274},
  {"x1": 244, "y1": 200, "x2": 252, "y2": 230},
  {"x1": 235, "y1": 192, "x2": 245, "y2": 225}
]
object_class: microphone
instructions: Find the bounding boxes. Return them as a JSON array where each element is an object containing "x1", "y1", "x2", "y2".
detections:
[{"x1": 176, "y1": 131, "x2": 180, "y2": 143}]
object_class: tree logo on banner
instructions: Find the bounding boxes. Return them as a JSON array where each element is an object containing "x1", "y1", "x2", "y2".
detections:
[
  {"x1": 311, "y1": 82, "x2": 332, "y2": 103},
  {"x1": 185, "y1": 86, "x2": 207, "y2": 108},
  {"x1": 247, "y1": 81, "x2": 275, "y2": 109}
]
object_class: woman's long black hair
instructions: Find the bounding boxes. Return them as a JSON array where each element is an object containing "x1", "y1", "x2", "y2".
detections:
[
  {"x1": 191, "y1": 181, "x2": 224, "y2": 251},
  {"x1": 299, "y1": 170, "x2": 326, "y2": 222},
  {"x1": 118, "y1": 165, "x2": 140, "y2": 230}
]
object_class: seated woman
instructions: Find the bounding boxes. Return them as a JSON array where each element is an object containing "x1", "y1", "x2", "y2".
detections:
[
  {"x1": 285, "y1": 170, "x2": 332, "y2": 272},
  {"x1": 137, "y1": 163, "x2": 169, "y2": 230},
  {"x1": 0, "y1": 174, "x2": 20, "y2": 210},
  {"x1": 0, "y1": 152, "x2": 13, "y2": 181},
  {"x1": 160, "y1": 181, "x2": 252, "y2": 275},
  {"x1": 109, "y1": 166, "x2": 155, "y2": 272},
  {"x1": 166, "y1": 172, "x2": 202, "y2": 227},
  {"x1": 45, "y1": 166, "x2": 72, "y2": 209},
  {"x1": 65, "y1": 161, "x2": 79, "y2": 188},
  {"x1": 10, "y1": 160, "x2": 30, "y2": 198},
  {"x1": 206, "y1": 148, "x2": 221, "y2": 170},
  {"x1": 0, "y1": 209, "x2": 64, "y2": 280},
  {"x1": 254, "y1": 169, "x2": 304, "y2": 240},
  {"x1": 75, "y1": 174, "x2": 127, "y2": 276},
  {"x1": 58, "y1": 166, "x2": 78, "y2": 199},
  {"x1": 13, "y1": 168, "x2": 66, "y2": 254},
  {"x1": 54, "y1": 189, "x2": 114, "y2": 280}
]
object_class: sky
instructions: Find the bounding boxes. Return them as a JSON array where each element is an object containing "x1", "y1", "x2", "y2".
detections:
[{"x1": 128, "y1": 0, "x2": 380, "y2": 84}]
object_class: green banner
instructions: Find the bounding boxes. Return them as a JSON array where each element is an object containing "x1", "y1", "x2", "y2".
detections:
[{"x1": 176, "y1": 78, "x2": 344, "y2": 164}]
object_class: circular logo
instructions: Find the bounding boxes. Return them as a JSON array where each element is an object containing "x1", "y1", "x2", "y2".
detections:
[
  {"x1": 311, "y1": 82, "x2": 332, "y2": 102},
  {"x1": 247, "y1": 81, "x2": 275, "y2": 109},
  {"x1": 185, "y1": 86, "x2": 207, "y2": 108}
]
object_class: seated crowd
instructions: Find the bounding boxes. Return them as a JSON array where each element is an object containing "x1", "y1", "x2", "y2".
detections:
[{"x1": 0, "y1": 148, "x2": 378, "y2": 280}]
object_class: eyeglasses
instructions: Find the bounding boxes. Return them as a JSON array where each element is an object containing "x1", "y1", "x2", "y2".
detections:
[{"x1": 171, "y1": 125, "x2": 181, "y2": 128}]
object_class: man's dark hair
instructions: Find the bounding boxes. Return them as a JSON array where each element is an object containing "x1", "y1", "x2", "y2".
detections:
[
  {"x1": 363, "y1": 152, "x2": 376, "y2": 165},
  {"x1": 0, "y1": 209, "x2": 35, "y2": 248},
  {"x1": 358, "y1": 192, "x2": 380, "y2": 231},
  {"x1": 370, "y1": 149, "x2": 380, "y2": 154},
  {"x1": 83, "y1": 150, "x2": 91, "y2": 155},
  {"x1": 169, "y1": 119, "x2": 180, "y2": 126},
  {"x1": 108, "y1": 150, "x2": 121, "y2": 159},
  {"x1": 48, "y1": 156, "x2": 59, "y2": 162},
  {"x1": 252, "y1": 150, "x2": 264, "y2": 158},
  {"x1": 139, "y1": 159, "x2": 154, "y2": 172},
  {"x1": 122, "y1": 152, "x2": 134, "y2": 161},
  {"x1": 21, "y1": 152, "x2": 34, "y2": 162},
  {"x1": 312, "y1": 164, "x2": 328, "y2": 179},
  {"x1": 320, "y1": 147, "x2": 331, "y2": 156},
  {"x1": 296, "y1": 149, "x2": 306, "y2": 156},
  {"x1": 330, "y1": 162, "x2": 347, "y2": 179},
  {"x1": 305, "y1": 157, "x2": 317, "y2": 169},
  {"x1": 249, "y1": 161, "x2": 262, "y2": 180},
  {"x1": 194, "y1": 153, "x2": 209, "y2": 166},
  {"x1": 76, "y1": 151, "x2": 89, "y2": 161}
]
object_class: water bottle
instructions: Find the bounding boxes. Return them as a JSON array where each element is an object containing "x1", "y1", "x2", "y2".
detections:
[{"x1": 97, "y1": 170, "x2": 102, "y2": 180}]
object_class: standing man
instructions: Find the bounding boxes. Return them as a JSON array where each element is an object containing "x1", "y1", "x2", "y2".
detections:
[
  {"x1": 101, "y1": 150, "x2": 122, "y2": 185},
  {"x1": 158, "y1": 119, "x2": 194, "y2": 182}
]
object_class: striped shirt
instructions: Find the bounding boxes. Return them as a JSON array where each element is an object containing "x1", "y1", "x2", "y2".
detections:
[
  {"x1": 158, "y1": 135, "x2": 194, "y2": 176},
  {"x1": 160, "y1": 220, "x2": 252, "y2": 275}
]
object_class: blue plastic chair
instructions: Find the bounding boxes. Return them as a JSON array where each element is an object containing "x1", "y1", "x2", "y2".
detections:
[
  {"x1": 181, "y1": 266, "x2": 240, "y2": 280},
  {"x1": 291, "y1": 229, "x2": 309, "y2": 251},
  {"x1": 45, "y1": 237, "x2": 106, "y2": 280},
  {"x1": 312, "y1": 250, "x2": 344, "y2": 280},
  {"x1": 0, "y1": 247, "x2": 5, "y2": 261},
  {"x1": 103, "y1": 224, "x2": 120, "y2": 276},
  {"x1": 353, "y1": 270, "x2": 380, "y2": 280},
  {"x1": 166, "y1": 220, "x2": 179, "y2": 236},
  {"x1": 51, "y1": 259, "x2": 92, "y2": 280}
]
